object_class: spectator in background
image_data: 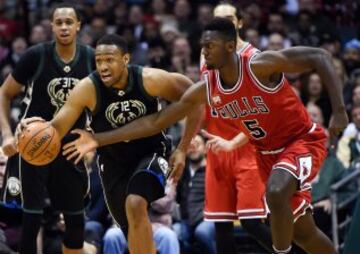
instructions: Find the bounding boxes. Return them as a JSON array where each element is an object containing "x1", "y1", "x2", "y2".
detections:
[
  {"x1": 266, "y1": 33, "x2": 285, "y2": 51},
  {"x1": 185, "y1": 63, "x2": 200, "y2": 83},
  {"x1": 244, "y1": 28, "x2": 261, "y2": 50},
  {"x1": 88, "y1": 16, "x2": 108, "y2": 43},
  {"x1": 0, "y1": 37, "x2": 27, "y2": 69},
  {"x1": 319, "y1": 33, "x2": 341, "y2": 57},
  {"x1": 174, "y1": 134, "x2": 216, "y2": 254},
  {"x1": 160, "y1": 22, "x2": 181, "y2": 50},
  {"x1": 40, "y1": 18, "x2": 53, "y2": 41},
  {"x1": 103, "y1": 180, "x2": 180, "y2": 254},
  {"x1": 84, "y1": 153, "x2": 111, "y2": 253},
  {"x1": 171, "y1": 37, "x2": 192, "y2": 73},
  {"x1": 301, "y1": 72, "x2": 332, "y2": 127},
  {"x1": 29, "y1": 24, "x2": 47, "y2": 45},
  {"x1": 337, "y1": 104, "x2": 360, "y2": 168},
  {"x1": 306, "y1": 104, "x2": 347, "y2": 237},
  {"x1": 173, "y1": 0, "x2": 194, "y2": 37},
  {"x1": 241, "y1": 3, "x2": 262, "y2": 31},
  {"x1": 288, "y1": 10, "x2": 318, "y2": 47},
  {"x1": 260, "y1": 11, "x2": 291, "y2": 50},
  {"x1": 112, "y1": 2, "x2": 128, "y2": 27},
  {"x1": 129, "y1": 5, "x2": 144, "y2": 41},
  {"x1": 342, "y1": 39, "x2": 360, "y2": 76},
  {"x1": 150, "y1": 0, "x2": 172, "y2": 24},
  {"x1": 147, "y1": 38, "x2": 170, "y2": 70}
]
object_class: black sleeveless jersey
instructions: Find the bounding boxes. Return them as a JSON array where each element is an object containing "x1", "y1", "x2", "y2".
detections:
[
  {"x1": 12, "y1": 41, "x2": 95, "y2": 130},
  {"x1": 89, "y1": 65, "x2": 171, "y2": 168}
]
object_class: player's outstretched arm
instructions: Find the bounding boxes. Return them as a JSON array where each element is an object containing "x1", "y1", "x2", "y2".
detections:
[
  {"x1": 251, "y1": 46, "x2": 348, "y2": 137},
  {"x1": 50, "y1": 77, "x2": 96, "y2": 139},
  {"x1": 94, "y1": 80, "x2": 207, "y2": 147},
  {"x1": 63, "y1": 81, "x2": 206, "y2": 164}
]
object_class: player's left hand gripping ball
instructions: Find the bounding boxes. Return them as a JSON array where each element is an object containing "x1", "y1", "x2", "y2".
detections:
[{"x1": 18, "y1": 119, "x2": 61, "y2": 166}]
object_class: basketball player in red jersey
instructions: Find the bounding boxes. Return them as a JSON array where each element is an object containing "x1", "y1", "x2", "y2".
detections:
[
  {"x1": 63, "y1": 18, "x2": 347, "y2": 253},
  {"x1": 200, "y1": 3, "x2": 272, "y2": 253}
]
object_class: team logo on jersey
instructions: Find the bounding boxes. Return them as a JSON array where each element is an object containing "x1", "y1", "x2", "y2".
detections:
[
  {"x1": 7, "y1": 177, "x2": 21, "y2": 196},
  {"x1": 158, "y1": 157, "x2": 170, "y2": 176},
  {"x1": 63, "y1": 66, "x2": 71, "y2": 73},
  {"x1": 212, "y1": 96, "x2": 222, "y2": 105},
  {"x1": 105, "y1": 100, "x2": 147, "y2": 128},
  {"x1": 47, "y1": 77, "x2": 80, "y2": 115}
]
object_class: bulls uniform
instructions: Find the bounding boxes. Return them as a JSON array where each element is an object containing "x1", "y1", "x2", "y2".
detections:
[
  {"x1": 201, "y1": 43, "x2": 267, "y2": 221},
  {"x1": 204, "y1": 45, "x2": 327, "y2": 221},
  {"x1": 0, "y1": 42, "x2": 94, "y2": 214},
  {"x1": 89, "y1": 65, "x2": 171, "y2": 231}
]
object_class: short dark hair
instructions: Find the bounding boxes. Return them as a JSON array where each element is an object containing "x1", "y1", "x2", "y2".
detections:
[
  {"x1": 203, "y1": 17, "x2": 237, "y2": 43},
  {"x1": 97, "y1": 34, "x2": 129, "y2": 53},
  {"x1": 50, "y1": 2, "x2": 81, "y2": 21}
]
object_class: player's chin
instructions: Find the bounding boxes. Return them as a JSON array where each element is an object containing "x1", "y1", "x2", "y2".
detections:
[
  {"x1": 58, "y1": 37, "x2": 74, "y2": 46},
  {"x1": 206, "y1": 64, "x2": 216, "y2": 70}
]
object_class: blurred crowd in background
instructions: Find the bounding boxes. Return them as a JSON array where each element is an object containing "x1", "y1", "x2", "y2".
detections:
[{"x1": 0, "y1": 0, "x2": 360, "y2": 253}]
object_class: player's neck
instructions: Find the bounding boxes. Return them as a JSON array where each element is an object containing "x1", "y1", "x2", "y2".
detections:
[
  {"x1": 219, "y1": 53, "x2": 239, "y2": 88},
  {"x1": 236, "y1": 37, "x2": 246, "y2": 51},
  {"x1": 55, "y1": 41, "x2": 77, "y2": 64},
  {"x1": 113, "y1": 67, "x2": 129, "y2": 90}
]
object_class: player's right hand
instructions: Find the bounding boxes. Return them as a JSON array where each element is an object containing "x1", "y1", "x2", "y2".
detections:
[
  {"x1": 62, "y1": 129, "x2": 99, "y2": 164},
  {"x1": 1, "y1": 135, "x2": 17, "y2": 157},
  {"x1": 201, "y1": 129, "x2": 235, "y2": 153}
]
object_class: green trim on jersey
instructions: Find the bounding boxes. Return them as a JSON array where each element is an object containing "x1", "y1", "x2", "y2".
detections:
[{"x1": 52, "y1": 42, "x2": 81, "y2": 71}]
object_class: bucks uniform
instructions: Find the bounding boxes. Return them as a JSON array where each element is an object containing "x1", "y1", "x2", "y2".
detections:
[
  {"x1": 89, "y1": 65, "x2": 171, "y2": 230},
  {"x1": 0, "y1": 42, "x2": 94, "y2": 214}
]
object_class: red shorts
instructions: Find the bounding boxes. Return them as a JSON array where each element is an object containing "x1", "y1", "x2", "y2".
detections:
[
  {"x1": 204, "y1": 143, "x2": 267, "y2": 221},
  {"x1": 257, "y1": 123, "x2": 327, "y2": 221}
]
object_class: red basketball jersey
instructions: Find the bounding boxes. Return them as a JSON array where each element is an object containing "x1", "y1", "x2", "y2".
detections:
[
  {"x1": 201, "y1": 43, "x2": 258, "y2": 141},
  {"x1": 203, "y1": 45, "x2": 313, "y2": 151}
]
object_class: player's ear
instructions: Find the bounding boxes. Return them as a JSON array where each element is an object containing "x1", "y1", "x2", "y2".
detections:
[
  {"x1": 226, "y1": 41, "x2": 236, "y2": 52},
  {"x1": 76, "y1": 21, "x2": 81, "y2": 32},
  {"x1": 123, "y1": 53, "x2": 130, "y2": 64},
  {"x1": 237, "y1": 18, "x2": 243, "y2": 30}
]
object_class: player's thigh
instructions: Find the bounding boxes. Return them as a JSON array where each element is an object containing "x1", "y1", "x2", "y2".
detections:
[
  {"x1": 48, "y1": 157, "x2": 89, "y2": 213},
  {"x1": 205, "y1": 154, "x2": 237, "y2": 220},
  {"x1": 20, "y1": 156, "x2": 49, "y2": 211},
  {"x1": 127, "y1": 153, "x2": 168, "y2": 204},
  {"x1": 293, "y1": 210, "x2": 319, "y2": 245}
]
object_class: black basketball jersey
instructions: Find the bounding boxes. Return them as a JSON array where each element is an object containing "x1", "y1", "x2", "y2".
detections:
[
  {"x1": 12, "y1": 41, "x2": 95, "y2": 129},
  {"x1": 89, "y1": 65, "x2": 171, "y2": 171}
]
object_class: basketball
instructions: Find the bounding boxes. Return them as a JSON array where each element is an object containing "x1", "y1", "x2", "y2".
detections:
[{"x1": 18, "y1": 121, "x2": 61, "y2": 166}]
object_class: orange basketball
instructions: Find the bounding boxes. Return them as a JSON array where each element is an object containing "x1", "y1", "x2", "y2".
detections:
[{"x1": 18, "y1": 121, "x2": 61, "y2": 166}]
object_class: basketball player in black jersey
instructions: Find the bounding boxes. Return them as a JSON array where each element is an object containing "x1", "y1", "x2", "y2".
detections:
[
  {"x1": 21, "y1": 34, "x2": 199, "y2": 254},
  {"x1": 0, "y1": 3, "x2": 94, "y2": 254}
]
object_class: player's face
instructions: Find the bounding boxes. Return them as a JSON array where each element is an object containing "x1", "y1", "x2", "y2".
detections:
[
  {"x1": 213, "y1": 5, "x2": 241, "y2": 30},
  {"x1": 95, "y1": 44, "x2": 130, "y2": 87},
  {"x1": 201, "y1": 31, "x2": 233, "y2": 69},
  {"x1": 52, "y1": 8, "x2": 80, "y2": 46}
]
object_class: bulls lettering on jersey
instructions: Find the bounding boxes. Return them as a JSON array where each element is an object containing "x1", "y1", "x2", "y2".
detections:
[{"x1": 203, "y1": 43, "x2": 313, "y2": 151}]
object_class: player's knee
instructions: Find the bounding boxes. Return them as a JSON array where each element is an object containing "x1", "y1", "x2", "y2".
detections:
[
  {"x1": 125, "y1": 194, "x2": 148, "y2": 221},
  {"x1": 266, "y1": 184, "x2": 288, "y2": 209}
]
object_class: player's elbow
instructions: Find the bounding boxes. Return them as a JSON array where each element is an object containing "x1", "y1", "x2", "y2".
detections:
[{"x1": 313, "y1": 48, "x2": 332, "y2": 63}]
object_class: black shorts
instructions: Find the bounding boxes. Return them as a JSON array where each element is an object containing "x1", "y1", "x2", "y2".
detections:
[
  {"x1": 1, "y1": 154, "x2": 89, "y2": 214},
  {"x1": 99, "y1": 152, "x2": 171, "y2": 232}
]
